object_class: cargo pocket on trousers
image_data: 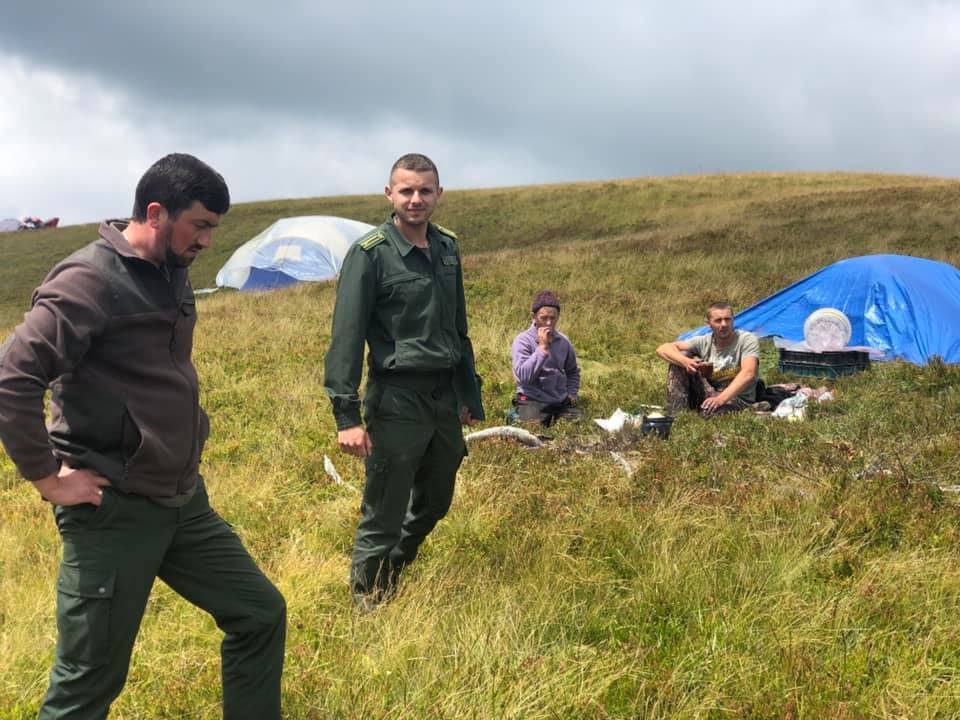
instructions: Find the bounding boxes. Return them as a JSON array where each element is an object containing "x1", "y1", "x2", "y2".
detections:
[{"x1": 55, "y1": 564, "x2": 116, "y2": 666}]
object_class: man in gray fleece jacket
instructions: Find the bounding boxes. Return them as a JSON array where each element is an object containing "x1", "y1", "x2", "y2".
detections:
[{"x1": 0, "y1": 154, "x2": 285, "y2": 719}]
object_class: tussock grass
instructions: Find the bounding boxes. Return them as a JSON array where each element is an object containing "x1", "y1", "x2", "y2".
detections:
[{"x1": 2, "y1": 173, "x2": 960, "y2": 718}]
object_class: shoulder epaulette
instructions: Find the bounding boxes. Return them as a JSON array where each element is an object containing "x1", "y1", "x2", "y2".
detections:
[
  {"x1": 358, "y1": 229, "x2": 385, "y2": 250},
  {"x1": 434, "y1": 224, "x2": 458, "y2": 241}
]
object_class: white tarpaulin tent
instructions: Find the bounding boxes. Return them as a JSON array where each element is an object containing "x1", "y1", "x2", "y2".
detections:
[{"x1": 215, "y1": 215, "x2": 374, "y2": 291}]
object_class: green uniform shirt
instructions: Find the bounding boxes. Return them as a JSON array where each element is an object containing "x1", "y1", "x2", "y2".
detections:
[{"x1": 324, "y1": 217, "x2": 483, "y2": 430}]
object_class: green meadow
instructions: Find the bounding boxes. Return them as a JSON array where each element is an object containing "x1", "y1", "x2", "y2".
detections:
[{"x1": 2, "y1": 172, "x2": 960, "y2": 718}]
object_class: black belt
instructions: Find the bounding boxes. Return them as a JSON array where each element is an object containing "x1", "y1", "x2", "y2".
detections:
[{"x1": 370, "y1": 368, "x2": 454, "y2": 392}]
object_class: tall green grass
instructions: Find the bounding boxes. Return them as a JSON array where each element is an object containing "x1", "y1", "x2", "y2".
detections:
[{"x1": 2, "y1": 173, "x2": 959, "y2": 718}]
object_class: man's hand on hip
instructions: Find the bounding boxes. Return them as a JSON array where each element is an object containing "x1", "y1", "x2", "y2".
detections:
[
  {"x1": 32, "y1": 464, "x2": 112, "y2": 506},
  {"x1": 338, "y1": 426, "x2": 373, "y2": 457}
]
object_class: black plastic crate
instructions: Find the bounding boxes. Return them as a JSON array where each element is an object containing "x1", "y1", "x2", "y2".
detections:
[{"x1": 778, "y1": 348, "x2": 871, "y2": 378}]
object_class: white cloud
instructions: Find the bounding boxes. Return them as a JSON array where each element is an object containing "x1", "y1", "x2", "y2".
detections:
[
  {"x1": 0, "y1": 53, "x2": 557, "y2": 225},
  {"x1": 205, "y1": 119, "x2": 557, "y2": 208},
  {"x1": 0, "y1": 54, "x2": 174, "y2": 223}
]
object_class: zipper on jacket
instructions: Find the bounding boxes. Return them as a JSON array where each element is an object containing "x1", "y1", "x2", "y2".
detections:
[{"x1": 169, "y1": 276, "x2": 199, "y2": 494}]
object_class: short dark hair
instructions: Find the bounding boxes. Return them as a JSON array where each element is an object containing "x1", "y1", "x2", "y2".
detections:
[
  {"x1": 389, "y1": 153, "x2": 439, "y2": 185},
  {"x1": 705, "y1": 302, "x2": 733, "y2": 320},
  {"x1": 131, "y1": 153, "x2": 230, "y2": 221}
]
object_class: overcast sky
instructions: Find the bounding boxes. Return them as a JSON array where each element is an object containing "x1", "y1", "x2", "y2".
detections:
[{"x1": 2, "y1": 1, "x2": 958, "y2": 225}]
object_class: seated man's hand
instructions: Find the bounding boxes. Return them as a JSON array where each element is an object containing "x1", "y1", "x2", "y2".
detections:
[
  {"x1": 338, "y1": 426, "x2": 372, "y2": 457},
  {"x1": 459, "y1": 406, "x2": 477, "y2": 426},
  {"x1": 700, "y1": 392, "x2": 729, "y2": 414},
  {"x1": 682, "y1": 356, "x2": 703, "y2": 374},
  {"x1": 568, "y1": 395, "x2": 578, "y2": 406}
]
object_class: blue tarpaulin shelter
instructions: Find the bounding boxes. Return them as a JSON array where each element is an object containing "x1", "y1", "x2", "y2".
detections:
[
  {"x1": 215, "y1": 216, "x2": 374, "y2": 291},
  {"x1": 679, "y1": 254, "x2": 960, "y2": 365}
]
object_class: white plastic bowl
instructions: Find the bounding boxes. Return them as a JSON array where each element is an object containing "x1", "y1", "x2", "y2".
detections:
[{"x1": 803, "y1": 308, "x2": 852, "y2": 351}]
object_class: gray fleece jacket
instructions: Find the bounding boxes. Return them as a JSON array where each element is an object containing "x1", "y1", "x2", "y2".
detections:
[{"x1": 0, "y1": 221, "x2": 209, "y2": 499}]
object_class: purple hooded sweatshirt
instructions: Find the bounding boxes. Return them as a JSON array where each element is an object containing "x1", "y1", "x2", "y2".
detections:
[{"x1": 512, "y1": 324, "x2": 581, "y2": 405}]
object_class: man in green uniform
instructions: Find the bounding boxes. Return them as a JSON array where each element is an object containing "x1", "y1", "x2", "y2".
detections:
[
  {"x1": 0, "y1": 154, "x2": 286, "y2": 718},
  {"x1": 324, "y1": 153, "x2": 484, "y2": 608}
]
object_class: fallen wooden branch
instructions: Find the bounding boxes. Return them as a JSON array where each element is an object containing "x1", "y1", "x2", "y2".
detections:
[{"x1": 464, "y1": 426, "x2": 543, "y2": 448}]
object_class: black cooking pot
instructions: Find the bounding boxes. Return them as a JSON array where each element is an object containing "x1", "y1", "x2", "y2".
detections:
[{"x1": 640, "y1": 415, "x2": 674, "y2": 439}]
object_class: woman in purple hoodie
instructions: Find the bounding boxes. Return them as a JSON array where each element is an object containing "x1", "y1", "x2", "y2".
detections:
[{"x1": 511, "y1": 290, "x2": 582, "y2": 426}]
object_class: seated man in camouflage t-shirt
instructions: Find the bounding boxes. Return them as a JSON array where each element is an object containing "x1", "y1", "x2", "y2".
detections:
[{"x1": 656, "y1": 303, "x2": 759, "y2": 417}]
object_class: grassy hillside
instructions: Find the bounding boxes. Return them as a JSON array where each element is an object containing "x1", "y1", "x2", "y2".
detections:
[{"x1": 2, "y1": 173, "x2": 960, "y2": 718}]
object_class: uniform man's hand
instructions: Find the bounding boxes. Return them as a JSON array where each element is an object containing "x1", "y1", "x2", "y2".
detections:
[
  {"x1": 32, "y1": 464, "x2": 112, "y2": 506},
  {"x1": 459, "y1": 406, "x2": 477, "y2": 426},
  {"x1": 338, "y1": 426, "x2": 373, "y2": 457}
]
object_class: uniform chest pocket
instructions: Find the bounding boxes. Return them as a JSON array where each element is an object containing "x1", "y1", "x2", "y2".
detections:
[
  {"x1": 379, "y1": 271, "x2": 430, "y2": 303},
  {"x1": 437, "y1": 258, "x2": 458, "y2": 299},
  {"x1": 381, "y1": 271, "x2": 423, "y2": 288}
]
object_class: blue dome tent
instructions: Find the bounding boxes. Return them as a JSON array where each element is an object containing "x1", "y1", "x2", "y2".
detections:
[
  {"x1": 215, "y1": 216, "x2": 374, "y2": 291},
  {"x1": 679, "y1": 254, "x2": 960, "y2": 365}
]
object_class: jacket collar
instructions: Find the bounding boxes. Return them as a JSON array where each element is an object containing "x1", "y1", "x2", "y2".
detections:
[
  {"x1": 383, "y1": 214, "x2": 444, "y2": 257},
  {"x1": 99, "y1": 219, "x2": 184, "y2": 284},
  {"x1": 99, "y1": 220, "x2": 143, "y2": 260}
]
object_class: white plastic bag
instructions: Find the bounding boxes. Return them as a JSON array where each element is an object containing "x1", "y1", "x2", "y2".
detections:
[
  {"x1": 594, "y1": 408, "x2": 642, "y2": 432},
  {"x1": 773, "y1": 393, "x2": 807, "y2": 421}
]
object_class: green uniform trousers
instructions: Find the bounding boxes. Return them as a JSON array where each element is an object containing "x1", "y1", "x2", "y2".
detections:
[
  {"x1": 351, "y1": 373, "x2": 467, "y2": 596},
  {"x1": 40, "y1": 479, "x2": 286, "y2": 720}
]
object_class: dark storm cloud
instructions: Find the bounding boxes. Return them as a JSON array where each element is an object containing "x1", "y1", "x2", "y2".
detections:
[{"x1": 2, "y1": 2, "x2": 959, "y2": 222}]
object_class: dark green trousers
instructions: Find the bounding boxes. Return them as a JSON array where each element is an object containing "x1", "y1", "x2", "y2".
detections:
[
  {"x1": 40, "y1": 480, "x2": 286, "y2": 720},
  {"x1": 351, "y1": 375, "x2": 467, "y2": 596}
]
